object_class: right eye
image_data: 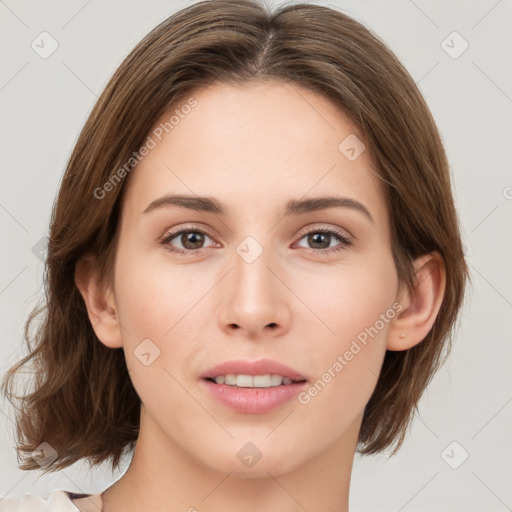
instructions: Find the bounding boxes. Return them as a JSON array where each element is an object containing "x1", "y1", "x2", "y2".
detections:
[{"x1": 160, "y1": 227, "x2": 217, "y2": 254}]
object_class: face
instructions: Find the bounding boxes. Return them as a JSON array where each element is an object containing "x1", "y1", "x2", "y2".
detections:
[{"x1": 109, "y1": 80, "x2": 400, "y2": 477}]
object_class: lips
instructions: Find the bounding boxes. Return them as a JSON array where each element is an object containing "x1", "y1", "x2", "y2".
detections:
[
  {"x1": 200, "y1": 358, "x2": 307, "y2": 382},
  {"x1": 200, "y1": 358, "x2": 308, "y2": 414}
]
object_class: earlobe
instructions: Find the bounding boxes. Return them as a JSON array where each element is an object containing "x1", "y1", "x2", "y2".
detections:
[
  {"x1": 387, "y1": 252, "x2": 446, "y2": 351},
  {"x1": 74, "y1": 256, "x2": 123, "y2": 349}
]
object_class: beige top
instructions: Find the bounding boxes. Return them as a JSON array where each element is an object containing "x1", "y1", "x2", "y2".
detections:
[{"x1": 0, "y1": 491, "x2": 103, "y2": 512}]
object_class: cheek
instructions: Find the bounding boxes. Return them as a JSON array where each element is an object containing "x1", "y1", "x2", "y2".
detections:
[
  {"x1": 291, "y1": 254, "x2": 397, "y2": 410},
  {"x1": 113, "y1": 241, "x2": 198, "y2": 337},
  {"x1": 111, "y1": 253, "x2": 205, "y2": 413},
  {"x1": 112, "y1": 242, "x2": 217, "y2": 388},
  {"x1": 291, "y1": 251, "x2": 398, "y2": 346}
]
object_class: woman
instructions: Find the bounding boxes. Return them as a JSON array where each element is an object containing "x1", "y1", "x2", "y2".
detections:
[{"x1": 1, "y1": 0, "x2": 467, "y2": 510}]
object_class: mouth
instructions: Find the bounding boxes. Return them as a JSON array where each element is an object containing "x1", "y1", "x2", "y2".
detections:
[
  {"x1": 200, "y1": 358, "x2": 308, "y2": 385},
  {"x1": 200, "y1": 359, "x2": 308, "y2": 414},
  {"x1": 204, "y1": 374, "x2": 307, "y2": 388}
]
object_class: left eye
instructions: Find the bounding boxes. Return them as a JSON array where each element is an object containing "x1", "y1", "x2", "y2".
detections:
[{"x1": 295, "y1": 228, "x2": 352, "y2": 253}]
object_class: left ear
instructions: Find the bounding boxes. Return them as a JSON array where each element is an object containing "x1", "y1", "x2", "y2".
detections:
[{"x1": 387, "y1": 252, "x2": 446, "y2": 351}]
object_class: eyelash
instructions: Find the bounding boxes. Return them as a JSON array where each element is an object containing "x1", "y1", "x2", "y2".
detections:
[{"x1": 160, "y1": 225, "x2": 353, "y2": 256}]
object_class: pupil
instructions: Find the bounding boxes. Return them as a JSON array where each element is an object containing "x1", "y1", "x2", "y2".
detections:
[
  {"x1": 183, "y1": 231, "x2": 204, "y2": 249},
  {"x1": 310, "y1": 232, "x2": 329, "y2": 249}
]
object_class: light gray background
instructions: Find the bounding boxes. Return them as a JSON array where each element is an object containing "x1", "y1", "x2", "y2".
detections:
[{"x1": 1, "y1": 0, "x2": 511, "y2": 510}]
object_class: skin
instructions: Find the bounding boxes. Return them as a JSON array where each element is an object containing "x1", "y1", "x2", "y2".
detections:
[{"x1": 75, "y1": 80, "x2": 445, "y2": 512}]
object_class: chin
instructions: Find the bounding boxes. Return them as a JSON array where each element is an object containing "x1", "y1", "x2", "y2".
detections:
[{"x1": 200, "y1": 442, "x2": 307, "y2": 478}]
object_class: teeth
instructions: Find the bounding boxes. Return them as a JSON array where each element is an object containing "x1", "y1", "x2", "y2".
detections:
[{"x1": 213, "y1": 374, "x2": 297, "y2": 387}]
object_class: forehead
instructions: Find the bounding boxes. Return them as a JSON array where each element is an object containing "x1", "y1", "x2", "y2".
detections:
[{"x1": 121, "y1": 80, "x2": 387, "y2": 223}]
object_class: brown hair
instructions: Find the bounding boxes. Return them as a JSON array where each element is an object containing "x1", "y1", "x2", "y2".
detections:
[{"x1": 1, "y1": 0, "x2": 468, "y2": 474}]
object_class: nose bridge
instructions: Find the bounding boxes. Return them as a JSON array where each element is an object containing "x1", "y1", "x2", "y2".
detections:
[{"x1": 234, "y1": 236, "x2": 274, "y2": 298}]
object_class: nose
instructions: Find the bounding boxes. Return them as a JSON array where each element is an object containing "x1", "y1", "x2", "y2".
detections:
[{"x1": 218, "y1": 242, "x2": 291, "y2": 340}]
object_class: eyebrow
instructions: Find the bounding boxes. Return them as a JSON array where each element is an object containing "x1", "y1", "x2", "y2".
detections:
[{"x1": 142, "y1": 194, "x2": 374, "y2": 223}]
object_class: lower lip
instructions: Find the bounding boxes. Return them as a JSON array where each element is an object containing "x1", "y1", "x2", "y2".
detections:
[{"x1": 201, "y1": 378, "x2": 307, "y2": 414}]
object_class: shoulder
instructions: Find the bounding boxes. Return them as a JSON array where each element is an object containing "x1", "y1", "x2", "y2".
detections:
[{"x1": 0, "y1": 490, "x2": 100, "y2": 512}]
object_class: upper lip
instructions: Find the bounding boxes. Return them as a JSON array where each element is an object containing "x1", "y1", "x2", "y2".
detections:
[{"x1": 201, "y1": 358, "x2": 307, "y2": 381}]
